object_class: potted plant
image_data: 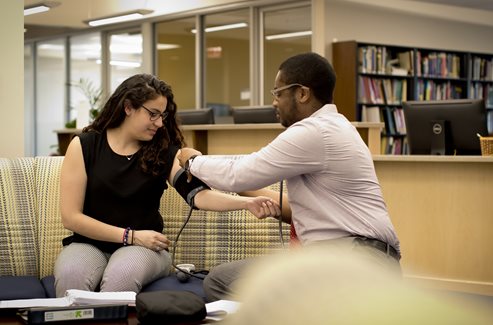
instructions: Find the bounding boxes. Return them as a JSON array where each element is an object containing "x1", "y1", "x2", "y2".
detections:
[
  {"x1": 65, "y1": 78, "x2": 103, "y2": 128},
  {"x1": 56, "y1": 78, "x2": 103, "y2": 155}
]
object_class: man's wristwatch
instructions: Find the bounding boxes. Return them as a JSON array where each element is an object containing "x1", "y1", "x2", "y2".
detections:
[{"x1": 184, "y1": 155, "x2": 198, "y2": 183}]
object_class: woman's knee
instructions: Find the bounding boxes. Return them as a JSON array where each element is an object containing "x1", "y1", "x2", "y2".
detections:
[
  {"x1": 54, "y1": 243, "x2": 107, "y2": 297},
  {"x1": 101, "y1": 246, "x2": 171, "y2": 293}
]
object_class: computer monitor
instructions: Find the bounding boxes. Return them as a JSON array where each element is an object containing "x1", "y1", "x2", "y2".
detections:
[
  {"x1": 402, "y1": 99, "x2": 488, "y2": 155},
  {"x1": 177, "y1": 108, "x2": 215, "y2": 125},
  {"x1": 232, "y1": 106, "x2": 279, "y2": 124}
]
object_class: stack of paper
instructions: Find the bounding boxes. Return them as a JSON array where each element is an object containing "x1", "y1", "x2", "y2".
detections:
[
  {"x1": 65, "y1": 289, "x2": 136, "y2": 306},
  {"x1": 205, "y1": 300, "x2": 240, "y2": 322},
  {"x1": 0, "y1": 290, "x2": 136, "y2": 309}
]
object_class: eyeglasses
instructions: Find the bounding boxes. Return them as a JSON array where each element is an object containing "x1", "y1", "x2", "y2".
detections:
[
  {"x1": 270, "y1": 83, "x2": 305, "y2": 98},
  {"x1": 142, "y1": 105, "x2": 169, "y2": 122}
]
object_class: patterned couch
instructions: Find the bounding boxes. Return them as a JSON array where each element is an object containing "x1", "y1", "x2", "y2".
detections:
[{"x1": 0, "y1": 156, "x2": 287, "y2": 301}]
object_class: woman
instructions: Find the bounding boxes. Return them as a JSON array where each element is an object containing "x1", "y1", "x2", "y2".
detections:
[{"x1": 54, "y1": 74, "x2": 279, "y2": 297}]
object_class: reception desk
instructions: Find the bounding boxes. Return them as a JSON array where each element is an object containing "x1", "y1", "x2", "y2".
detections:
[
  {"x1": 374, "y1": 155, "x2": 493, "y2": 296},
  {"x1": 182, "y1": 121, "x2": 383, "y2": 155},
  {"x1": 55, "y1": 122, "x2": 383, "y2": 156}
]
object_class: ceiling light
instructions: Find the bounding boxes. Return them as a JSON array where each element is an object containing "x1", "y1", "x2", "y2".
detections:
[
  {"x1": 265, "y1": 30, "x2": 312, "y2": 41},
  {"x1": 96, "y1": 60, "x2": 141, "y2": 68},
  {"x1": 84, "y1": 9, "x2": 154, "y2": 27},
  {"x1": 191, "y1": 22, "x2": 248, "y2": 34},
  {"x1": 24, "y1": 1, "x2": 60, "y2": 16},
  {"x1": 157, "y1": 44, "x2": 181, "y2": 50}
]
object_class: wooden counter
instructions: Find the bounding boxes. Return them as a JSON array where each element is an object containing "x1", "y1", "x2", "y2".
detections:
[
  {"x1": 182, "y1": 122, "x2": 383, "y2": 155},
  {"x1": 55, "y1": 122, "x2": 383, "y2": 156},
  {"x1": 374, "y1": 155, "x2": 493, "y2": 295}
]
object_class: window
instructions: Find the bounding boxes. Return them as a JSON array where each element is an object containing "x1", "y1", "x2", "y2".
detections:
[
  {"x1": 155, "y1": 18, "x2": 196, "y2": 109},
  {"x1": 109, "y1": 30, "x2": 143, "y2": 92},
  {"x1": 70, "y1": 33, "x2": 102, "y2": 128},
  {"x1": 36, "y1": 39, "x2": 66, "y2": 156},
  {"x1": 262, "y1": 5, "x2": 311, "y2": 104},
  {"x1": 205, "y1": 9, "x2": 250, "y2": 119},
  {"x1": 24, "y1": 44, "x2": 34, "y2": 156}
]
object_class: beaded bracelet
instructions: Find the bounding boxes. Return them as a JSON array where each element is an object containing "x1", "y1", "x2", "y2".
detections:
[{"x1": 123, "y1": 227, "x2": 131, "y2": 246}]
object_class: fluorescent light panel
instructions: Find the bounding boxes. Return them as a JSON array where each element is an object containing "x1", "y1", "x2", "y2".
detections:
[
  {"x1": 24, "y1": 1, "x2": 60, "y2": 16},
  {"x1": 24, "y1": 5, "x2": 50, "y2": 16},
  {"x1": 96, "y1": 59, "x2": 141, "y2": 68},
  {"x1": 191, "y1": 22, "x2": 247, "y2": 34},
  {"x1": 157, "y1": 44, "x2": 181, "y2": 50},
  {"x1": 85, "y1": 9, "x2": 153, "y2": 27},
  {"x1": 265, "y1": 30, "x2": 312, "y2": 41}
]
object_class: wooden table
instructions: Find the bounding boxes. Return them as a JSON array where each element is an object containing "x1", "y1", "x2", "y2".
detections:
[
  {"x1": 0, "y1": 309, "x2": 216, "y2": 324},
  {"x1": 0, "y1": 314, "x2": 135, "y2": 325}
]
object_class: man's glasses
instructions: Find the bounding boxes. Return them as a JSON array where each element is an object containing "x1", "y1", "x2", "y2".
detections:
[
  {"x1": 142, "y1": 105, "x2": 169, "y2": 122},
  {"x1": 270, "y1": 83, "x2": 305, "y2": 98}
]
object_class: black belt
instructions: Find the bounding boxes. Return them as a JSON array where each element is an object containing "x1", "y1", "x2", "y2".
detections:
[{"x1": 354, "y1": 237, "x2": 400, "y2": 261}]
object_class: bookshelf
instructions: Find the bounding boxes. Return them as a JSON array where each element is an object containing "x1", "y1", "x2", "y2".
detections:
[
  {"x1": 468, "y1": 52, "x2": 493, "y2": 133},
  {"x1": 332, "y1": 40, "x2": 493, "y2": 154}
]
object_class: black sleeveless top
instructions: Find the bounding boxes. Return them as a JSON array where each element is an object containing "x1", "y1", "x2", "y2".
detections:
[{"x1": 65, "y1": 131, "x2": 179, "y2": 253}]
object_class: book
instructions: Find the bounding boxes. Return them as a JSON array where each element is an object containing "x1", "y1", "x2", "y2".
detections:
[
  {"x1": 382, "y1": 107, "x2": 396, "y2": 135},
  {"x1": 398, "y1": 51, "x2": 414, "y2": 75},
  {"x1": 18, "y1": 304, "x2": 128, "y2": 324},
  {"x1": 0, "y1": 290, "x2": 136, "y2": 309},
  {"x1": 361, "y1": 105, "x2": 381, "y2": 123}
]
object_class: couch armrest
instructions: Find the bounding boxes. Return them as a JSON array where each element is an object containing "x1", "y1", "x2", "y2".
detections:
[
  {"x1": 0, "y1": 158, "x2": 38, "y2": 277},
  {"x1": 35, "y1": 157, "x2": 71, "y2": 278}
]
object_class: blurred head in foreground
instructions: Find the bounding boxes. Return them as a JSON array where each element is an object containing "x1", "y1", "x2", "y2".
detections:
[{"x1": 223, "y1": 246, "x2": 492, "y2": 325}]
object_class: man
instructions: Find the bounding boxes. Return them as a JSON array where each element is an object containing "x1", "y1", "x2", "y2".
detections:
[{"x1": 178, "y1": 52, "x2": 401, "y2": 302}]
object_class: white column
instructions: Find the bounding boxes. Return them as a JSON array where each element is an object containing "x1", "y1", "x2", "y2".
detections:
[{"x1": 0, "y1": 1, "x2": 24, "y2": 157}]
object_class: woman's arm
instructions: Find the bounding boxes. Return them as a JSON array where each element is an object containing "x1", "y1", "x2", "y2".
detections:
[
  {"x1": 60, "y1": 137, "x2": 170, "y2": 250},
  {"x1": 239, "y1": 189, "x2": 292, "y2": 224},
  {"x1": 169, "y1": 150, "x2": 280, "y2": 219}
]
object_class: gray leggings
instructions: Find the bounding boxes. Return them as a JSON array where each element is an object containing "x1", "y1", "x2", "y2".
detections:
[{"x1": 54, "y1": 243, "x2": 171, "y2": 297}]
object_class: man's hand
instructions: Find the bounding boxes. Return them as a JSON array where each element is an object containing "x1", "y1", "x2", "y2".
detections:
[
  {"x1": 245, "y1": 196, "x2": 281, "y2": 219},
  {"x1": 178, "y1": 148, "x2": 202, "y2": 168}
]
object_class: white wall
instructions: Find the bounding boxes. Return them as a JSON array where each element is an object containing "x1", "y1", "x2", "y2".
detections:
[
  {"x1": 0, "y1": 1, "x2": 24, "y2": 158},
  {"x1": 325, "y1": 0, "x2": 493, "y2": 60}
]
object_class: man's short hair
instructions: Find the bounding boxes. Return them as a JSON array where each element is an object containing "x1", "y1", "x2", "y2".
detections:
[{"x1": 278, "y1": 52, "x2": 336, "y2": 104}]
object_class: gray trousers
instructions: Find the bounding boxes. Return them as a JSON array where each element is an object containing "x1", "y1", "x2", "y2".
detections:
[
  {"x1": 54, "y1": 243, "x2": 171, "y2": 297},
  {"x1": 203, "y1": 237, "x2": 401, "y2": 302}
]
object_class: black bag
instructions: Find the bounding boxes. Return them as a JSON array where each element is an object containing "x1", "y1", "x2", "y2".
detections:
[{"x1": 135, "y1": 290, "x2": 206, "y2": 324}]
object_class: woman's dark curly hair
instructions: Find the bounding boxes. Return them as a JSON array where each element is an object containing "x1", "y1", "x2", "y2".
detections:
[{"x1": 83, "y1": 73, "x2": 185, "y2": 176}]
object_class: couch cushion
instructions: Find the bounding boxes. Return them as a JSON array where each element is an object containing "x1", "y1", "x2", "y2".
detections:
[
  {"x1": 39, "y1": 274, "x2": 206, "y2": 301},
  {"x1": 0, "y1": 276, "x2": 46, "y2": 300},
  {"x1": 0, "y1": 158, "x2": 38, "y2": 277},
  {"x1": 40, "y1": 275, "x2": 56, "y2": 298}
]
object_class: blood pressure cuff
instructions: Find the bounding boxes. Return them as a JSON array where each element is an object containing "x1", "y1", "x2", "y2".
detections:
[{"x1": 172, "y1": 168, "x2": 210, "y2": 208}]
